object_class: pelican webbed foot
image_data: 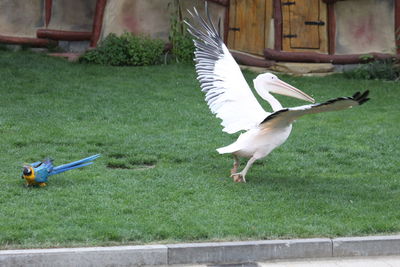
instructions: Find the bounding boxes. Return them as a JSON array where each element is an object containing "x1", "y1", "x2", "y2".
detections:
[{"x1": 230, "y1": 172, "x2": 246, "y2": 183}]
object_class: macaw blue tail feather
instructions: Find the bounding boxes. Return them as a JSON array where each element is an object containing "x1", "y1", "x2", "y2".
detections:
[
  {"x1": 49, "y1": 154, "x2": 100, "y2": 176},
  {"x1": 51, "y1": 162, "x2": 94, "y2": 175}
]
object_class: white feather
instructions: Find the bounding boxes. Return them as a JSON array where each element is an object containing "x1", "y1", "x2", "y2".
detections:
[{"x1": 204, "y1": 45, "x2": 268, "y2": 133}]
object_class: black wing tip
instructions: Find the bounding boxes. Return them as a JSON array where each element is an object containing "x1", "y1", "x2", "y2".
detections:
[
  {"x1": 352, "y1": 91, "x2": 361, "y2": 99},
  {"x1": 184, "y1": 1, "x2": 225, "y2": 69},
  {"x1": 185, "y1": 1, "x2": 221, "y2": 38},
  {"x1": 353, "y1": 90, "x2": 370, "y2": 105},
  {"x1": 359, "y1": 98, "x2": 370, "y2": 105}
]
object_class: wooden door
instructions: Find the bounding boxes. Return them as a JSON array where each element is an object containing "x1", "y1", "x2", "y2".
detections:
[
  {"x1": 228, "y1": 0, "x2": 273, "y2": 56},
  {"x1": 282, "y1": 0, "x2": 327, "y2": 52}
]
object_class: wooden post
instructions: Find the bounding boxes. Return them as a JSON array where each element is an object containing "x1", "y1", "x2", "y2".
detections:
[
  {"x1": 223, "y1": 2, "x2": 230, "y2": 43},
  {"x1": 206, "y1": 0, "x2": 230, "y2": 43},
  {"x1": 264, "y1": 48, "x2": 400, "y2": 63},
  {"x1": 231, "y1": 51, "x2": 275, "y2": 67},
  {"x1": 396, "y1": 0, "x2": 400, "y2": 54},
  {"x1": 45, "y1": 0, "x2": 52, "y2": 27},
  {"x1": 37, "y1": 29, "x2": 92, "y2": 41},
  {"x1": 327, "y1": 2, "x2": 336, "y2": 55},
  {"x1": 273, "y1": 0, "x2": 282, "y2": 51},
  {"x1": 207, "y1": 0, "x2": 229, "y2": 6},
  {"x1": 0, "y1": 35, "x2": 57, "y2": 47},
  {"x1": 90, "y1": 0, "x2": 107, "y2": 47}
]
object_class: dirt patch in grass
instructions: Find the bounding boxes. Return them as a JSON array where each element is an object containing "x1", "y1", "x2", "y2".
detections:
[{"x1": 106, "y1": 161, "x2": 155, "y2": 170}]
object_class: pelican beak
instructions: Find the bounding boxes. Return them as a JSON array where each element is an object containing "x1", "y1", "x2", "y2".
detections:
[{"x1": 269, "y1": 78, "x2": 315, "y2": 103}]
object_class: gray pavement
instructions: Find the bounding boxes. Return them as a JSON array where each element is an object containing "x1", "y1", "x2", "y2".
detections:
[
  {"x1": 1, "y1": 235, "x2": 400, "y2": 266},
  {"x1": 167, "y1": 256, "x2": 400, "y2": 266},
  {"x1": 159, "y1": 256, "x2": 400, "y2": 266},
  {"x1": 260, "y1": 256, "x2": 400, "y2": 267}
]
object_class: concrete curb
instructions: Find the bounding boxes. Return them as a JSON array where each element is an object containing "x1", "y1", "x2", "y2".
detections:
[
  {"x1": 167, "y1": 239, "x2": 332, "y2": 264},
  {"x1": 0, "y1": 245, "x2": 167, "y2": 266},
  {"x1": 333, "y1": 235, "x2": 400, "y2": 257},
  {"x1": 0, "y1": 235, "x2": 399, "y2": 266}
]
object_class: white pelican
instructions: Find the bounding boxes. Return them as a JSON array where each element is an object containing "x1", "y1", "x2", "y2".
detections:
[{"x1": 185, "y1": 3, "x2": 370, "y2": 182}]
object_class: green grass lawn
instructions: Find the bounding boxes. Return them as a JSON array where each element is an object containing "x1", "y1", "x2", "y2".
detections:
[{"x1": 0, "y1": 51, "x2": 399, "y2": 249}]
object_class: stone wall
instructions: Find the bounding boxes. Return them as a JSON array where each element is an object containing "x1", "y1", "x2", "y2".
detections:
[
  {"x1": 102, "y1": 0, "x2": 172, "y2": 40},
  {"x1": 0, "y1": 0, "x2": 44, "y2": 37},
  {"x1": 101, "y1": 0, "x2": 225, "y2": 41},
  {"x1": 180, "y1": 0, "x2": 226, "y2": 40},
  {"x1": 0, "y1": 0, "x2": 396, "y2": 55},
  {"x1": 0, "y1": 0, "x2": 97, "y2": 37},
  {"x1": 0, "y1": 0, "x2": 224, "y2": 47},
  {"x1": 48, "y1": 0, "x2": 97, "y2": 31},
  {"x1": 335, "y1": 0, "x2": 396, "y2": 54}
]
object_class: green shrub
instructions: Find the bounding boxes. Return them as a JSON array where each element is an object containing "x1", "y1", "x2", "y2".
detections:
[
  {"x1": 343, "y1": 59, "x2": 400, "y2": 81},
  {"x1": 79, "y1": 33, "x2": 164, "y2": 66},
  {"x1": 0, "y1": 44, "x2": 10, "y2": 51},
  {"x1": 168, "y1": 0, "x2": 195, "y2": 63}
]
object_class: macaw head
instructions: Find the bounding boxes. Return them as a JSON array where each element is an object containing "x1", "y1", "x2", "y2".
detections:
[{"x1": 22, "y1": 165, "x2": 35, "y2": 181}]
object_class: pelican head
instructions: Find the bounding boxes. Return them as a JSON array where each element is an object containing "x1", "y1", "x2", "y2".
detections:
[{"x1": 254, "y1": 73, "x2": 315, "y2": 103}]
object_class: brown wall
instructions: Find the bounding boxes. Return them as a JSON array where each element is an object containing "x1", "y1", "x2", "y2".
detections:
[
  {"x1": 49, "y1": 0, "x2": 97, "y2": 31},
  {"x1": 335, "y1": 0, "x2": 396, "y2": 54},
  {"x1": 102, "y1": 0, "x2": 172, "y2": 40},
  {"x1": 101, "y1": 0, "x2": 225, "y2": 42},
  {"x1": 181, "y1": 0, "x2": 226, "y2": 39},
  {"x1": 0, "y1": 0, "x2": 396, "y2": 56},
  {"x1": 0, "y1": 0, "x2": 44, "y2": 37},
  {"x1": 0, "y1": 0, "x2": 224, "y2": 46},
  {"x1": 0, "y1": 0, "x2": 97, "y2": 37}
]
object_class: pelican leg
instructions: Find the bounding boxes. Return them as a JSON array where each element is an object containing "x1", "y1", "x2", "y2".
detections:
[
  {"x1": 231, "y1": 156, "x2": 257, "y2": 183},
  {"x1": 230, "y1": 155, "x2": 240, "y2": 175}
]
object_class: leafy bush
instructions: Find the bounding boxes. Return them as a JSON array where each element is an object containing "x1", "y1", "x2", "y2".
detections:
[
  {"x1": 343, "y1": 59, "x2": 400, "y2": 81},
  {"x1": 79, "y1": 33, "x2": 164, "y2": 66},
  {"x1": 0, "y1": 44, "x2": 9, "y2": 51},
  {"x1": 168, "y1": 0, "x2": 195, "y2": 63}
]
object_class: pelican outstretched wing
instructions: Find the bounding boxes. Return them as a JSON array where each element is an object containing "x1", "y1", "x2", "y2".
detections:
[
  {"x1": 260, "y1": 90, "x2": 370, "y2": 129},
  {"x1": 185, "y1": 3, "x2": 268, "y2": 134}
]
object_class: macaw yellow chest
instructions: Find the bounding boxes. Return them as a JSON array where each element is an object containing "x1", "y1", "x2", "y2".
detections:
[
  {"x1": 23, "y1": 167, "x2": 47, "y2": 187},
  {"x1": 23, "y1": 168, "x2": 35, "y2": 184}
]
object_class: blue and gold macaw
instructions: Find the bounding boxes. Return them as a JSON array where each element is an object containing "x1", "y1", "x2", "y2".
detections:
[{"x1": 21, "y1": 154, "x2": 100, "y2": 187}]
